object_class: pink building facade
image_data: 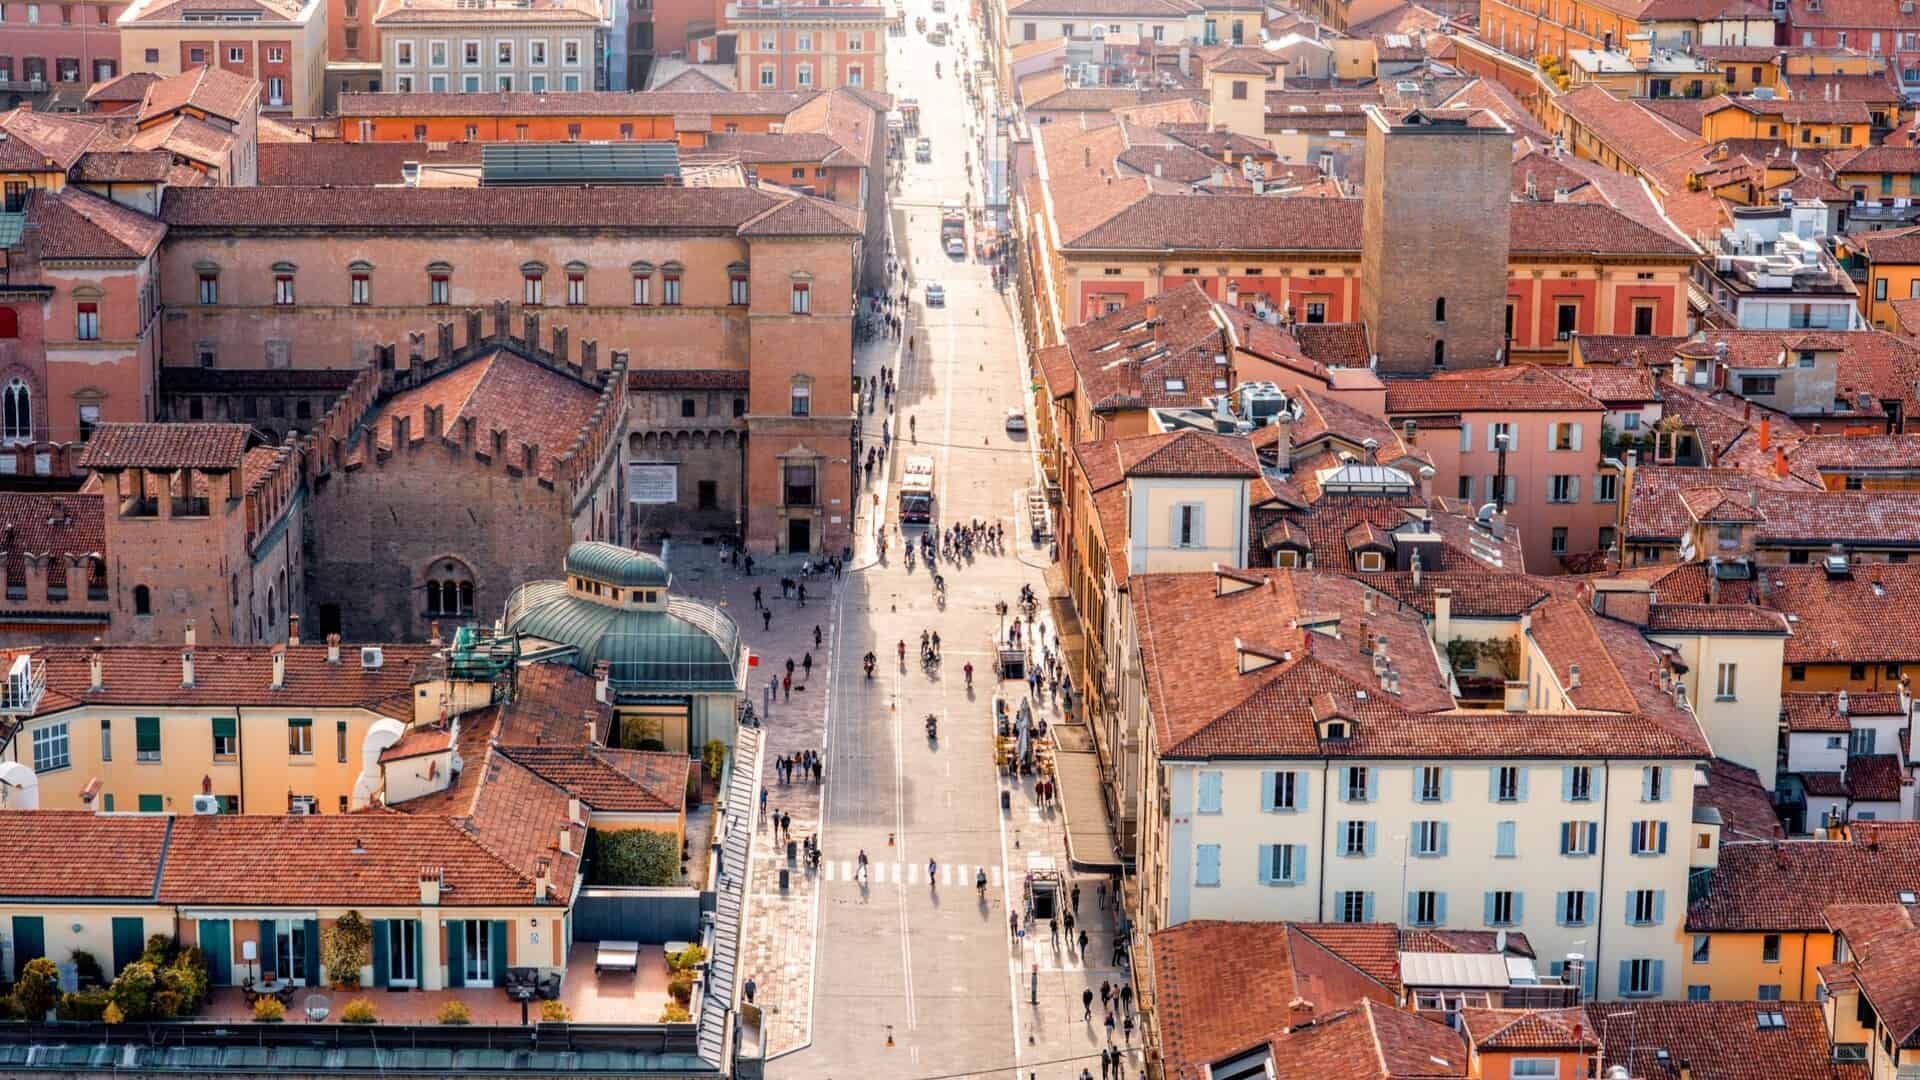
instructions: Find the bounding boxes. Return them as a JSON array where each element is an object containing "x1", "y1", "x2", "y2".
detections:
[{"x1": 0, "y1": 0, "x2": 122, "y2": 96}]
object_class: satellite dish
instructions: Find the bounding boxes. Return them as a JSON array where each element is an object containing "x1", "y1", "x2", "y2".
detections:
[{"x1": 1679, "y1": 536, "x2": 1699, "y2": 563}]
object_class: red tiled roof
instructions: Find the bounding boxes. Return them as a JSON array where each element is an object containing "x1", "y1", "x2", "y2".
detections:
[
  {"x1": 26, "y1": 643, "x2": 437, "y2": 719},
  {"x1": 160, "y1": 185, "x2": 790, "y2": 232},
  {"x1": 76, "y1": 422, "x2": 251, "y2": 471},
  {"x1": 1687, "y1": 831, "x2": 1920, "y2": 931},
  {"x1": 737, "y1": 195, "x2": 863, "y2": 237},
  {"x1": 1527, "y1": 596, "x2": 1639, "y2": 712},
  {"x1": 0, "y1": 492, "x2": 106, "y2": 561},
  {"x1": 1555, "y1": 85, "x2": 1706, "y2": 172},
  {"x1": 1645, "y1": 603, "x2": 1789, "y2": 633},
  {"x1": 365, "y1": 349, "x2": 601, "y2": 482},
  {"x1": 0, "y1": 109, "x2": 107, "y2": 172},
  {"x1": 1271, "y1": 1000, "x2": 1468, "y2": 1080},
  {"x1": 1763, "y1": 565, "x2": 1920, "y2": 664},
  {"x1": 339, "y1": 89, "x2": 816, "y2": 118},
  {"x1": 1356, "y1": 570, "x2": 1547, "y2": 617},
  {"x1": 1829, "y1": 897, "x2": 1920, "y2": 1048},
  {"x1": 1592, "y1": 1001, "x2": 1836, "y2": 1080},
  {"x1": 1057, "y1": 283, "x2": 1235, "y2": 412},
  {"x1": 256, "y1": 141, "x2": 486, "y2": 186},
  {"x1": 1695, "y1": 757, "x2": 1786, "y2": 841},
  {"x1": 1551, "y1": 363, "x2": 1660, "y2": 403},
  {"x1": 1845, "y1": 753, "x2": 1907, "y2": 802},
  {"x1": 495, "y1": 744, "x2": 686, "y2": 813},
  {"x1": 0, "y1": 811, "x2": 169, "y2": 899},
  {"x1": 1781, "y1": 691, "x2": 1903, "y2": 733},
  {"x1": 1116, "y1": 429, "x2": 1261, "y2": 478},
  {"x1": 24, "y1": 187, "x2": 168, "y2": 260},
  {"x1": 1383, "y1": 365, "x2": 1600, "y2": 414},
  {"x1": 138, "y1": 65, "x2": 259, "y2": 124},
  {"x1": 1459, "y1": 1007, "x2": 1598, "y2": 1051}
]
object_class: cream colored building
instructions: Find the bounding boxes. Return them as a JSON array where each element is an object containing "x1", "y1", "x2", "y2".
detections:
[
  {"x1": 117, "y1": 0, "x2": 328, "y2": 115},
  {"x1": 373, "y1": 0, "x2": 611, "y2": 94},
  {"x1": 1130, "y1": 567, "x2": 1719, "y2": 1001}
]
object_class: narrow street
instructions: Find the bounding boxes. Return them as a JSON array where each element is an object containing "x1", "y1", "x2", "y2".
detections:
[{"x1": 747, "y1": 3, "x2": 1139, "y2": 1078}]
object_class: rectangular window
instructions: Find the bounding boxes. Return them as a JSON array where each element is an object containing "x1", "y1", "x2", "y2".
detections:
[
  {"x1": 1175, "y1": 503, "x2": 1203, "y2": 548},
  {"x1": 1266, "y1": 771, "x2": 1299, "y2": 812},
  {"x1": 1850, "y1": 728, "x2": 1878, "y2": 756},
  {"x1": 135, "y1": 716, "x2": 161, "y2": 762},
  {"x1": 1559, "y1": 890, "x2": 1591, "y2": 926},
  {"x1": 1414, "y1": 766, "x2": 1444, "y2": 803},
  {"x1": 1412, "y1": 820, "x2": 1447, "y2": 856},
  {"x1": 633, "y1": 274, "x2": 650, "y2": 305},
  {"x1": 1556, "y1": 303, "x2": 1578, "y2": 339},
  {"x1": 1762, "y1": 934, "x2": 1781, "y2": 963},
  {"x1": 463, "y1": 37, "x2": 482, "y2": 64},
  {"x1": 76, "y1": 302, "x2": 98, "y2": 341},
  {"x1": 1624, "y1": 958, "x2": 1661, "y2": 996},
  {"x1": 31, "y1": 718, "x2": 68, "y2": 768},
  {"x1": 1495, "y1": 820, "x2": 1517, "y2": 858},
  {"x1": 1550, "y1": 475, "x2": 1576, "y2": 502},
  {"x1": 99, "y1": 718, "x2": 111, "y2": 761},
  {"x1": 563, "y1": 39, "x2": 580, "y2": 64},
  {"x1": 1758, "y1": 984, "x2": 1782, "y2": 1001},
  {"x1": 1560, "y1": 821, "x2": 1598, "y2": 856},
  {"x1": 274, "y1": 274, "x2": 295, "y2": 305},
  {"x1": 1692, "y1": 934, "x2": 1711, "y2": 963},
  {"x1": 1341, "y1": 819, "x2": 1369, "y2": 856},
  {"x1": 395, "y1": 39, "x2": 414, "y2": 66},
  {"x1": 1261, "y1": 843, "x2": 1304, "y2": 885},
  {"x1": 212, "y1": 717, "x2": 236, "y2": 759},
  {"x1": 138, "y1": 794, "x2": 162, "y2": 813},
  {"x1": 1630, "y1": 820, "x2": 1669, "y2": 855},
  {"x1": 337, "y1": 721, "x2": 348, "y2": 763},
  {"x1": 567, "y1": 273, "x2": 586, "y2": 306},
  {"x1": 1633, "y1": 305, "x2": 1656, "y2": 336},
  {"x1": 782, "y1": 463, "x2": 816, "y2": 506},
  {"x1": 732, "y1": 274, "x2": 750, "y2": 305},
  {"x1": 790, "y1": 282, "x2": 810, "y2": 314},
  {"x1": 1743, "y1": 375, "x2": 1778, "y2": 395},
  {"x1": 1511, "y1": 1060, "x2": 1559, "y2": 1079},
  {"x1": 350, "y1": 274, "x2": 370, "y2": 306},
  {"x1": 199, "y1": 275, "x2": 219, "y2": 305},
  {"x1": 1412, "y1": 890, "x2": 1441, "y2": 927},
  {"x1": 1552, "y1": 527, "x2": 1568, "y2": 555},
  {"x1": 529, "y1": 39, "x2": 547, "y2": 64},
  {"x1": 430, "y1": 274, "x2": 449, "y2": 306},
  {"x1": 1595, "y1": 473, "x2": 1618, "y2": 502},
  {"x1": 1628, "y1": 888, "x2": 1663, "y2": 925},
  {"x1": 1195, "y1": 771, "x2": 1222, "y2": 814},
  {"x1": 663, "y1": 273, "x2": 681, "y2": 305},
  {"x1": 524, "y1": 274, "x2": 543, "y2": 306},
  {"x1": 1716, "y1": 662, "x2": 1736, "y2": 700},
  {"x1": 1337, "y1": 890, "x2": 1370, "y2": 923},
  {"x1": 1486, "y1": 890, "x2": 1518, "y2": 926},
  {"x1": 1495, "y1": 766, "x2": 1521, "y2": 802},
  {"x1": 1643, "y1": 766, "x2": 1668, "y2": 802},
  {"x1": 1344, "y1": 766, "x2": 1370, "y2": 802},
  {"x1": 1194, "y1": 843, "x2": 1220, "y2": 886},
  {"x1": 790, "y1": 382, "x2": 811, "y2": 417},
  {"x1": 496, "y1": 40, "x2": 513, "y2": 64},
  {"x1": 1689, "y1": 985, "x2": 1712, "y2": 1001},
  {"x1": 288, "y1": 717, "x2": 313, "y2": 756}
]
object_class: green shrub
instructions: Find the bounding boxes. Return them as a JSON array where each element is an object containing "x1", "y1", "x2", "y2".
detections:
[
  {"x1": 658, "y1": 1001, "x2": 690, "y2": 1022},
  {"x1": 322, "y1": 912, "x2": 372, "y2": 989},
  {"x1": 701, "y1": 739, "x2": 728, "y2": 779},
  {"x1": 55, "y1": 990, "x2": 111, "y2": 1021},
  {"x1": 106, "y1": 962, "x2": 160, "y2": 1021},
  {"x1": 436, "y1": 1000, "x2": 472, "y2": 1025},
  {"x1": 103, "y1": 1002, "x2": 125, "y2": 1024},
  {"x1": 13, "y1": 957, "x2": 60, "y2": 1019},
  {"x1": 539, "y1": 1000, "x2": 569, "y2": 1023},
  {"x1": 589, "y1": 828, "x2": 681, "y2": 886},
  {"x1": 139, "y1": 934, "x2": 174, "y2": 968},
  {"x1": 667, "y1": 970, "x2": 694, "y2": 1007},
  {"x1": 340, "y1": 997, "x2": 378, "y2": 1024},
  {"x1": 252, "y1": 997, "x2": 286, "y2": 1022},
  {"x1": 666, "y1": 944, "x2": 705, "y2": 972},
  {"x1": 70, "y1": 950, "x2": 105, "y2": 988},
  {"x1": 160, "y1": 951, "x2": 209, "y2": 1015}
]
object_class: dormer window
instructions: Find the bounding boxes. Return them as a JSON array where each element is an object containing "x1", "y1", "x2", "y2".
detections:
[{"x1": 1319, "y1": 718, "x2": 1351, "y2": 741}]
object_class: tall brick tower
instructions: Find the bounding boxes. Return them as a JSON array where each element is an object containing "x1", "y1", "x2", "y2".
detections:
[{"x1": 1359, "y1": 106, "x2": 1512, "y2": 376}]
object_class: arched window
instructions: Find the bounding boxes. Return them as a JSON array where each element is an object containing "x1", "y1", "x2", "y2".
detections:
[
  {"x1": 458, "y1": 581, "x2": 474, "y2": 612},
  {"x1": 1433, "y1": 340, "x2": 1446, "y2": 368},
  {"x1": 425, "y1": 580, "x2": 445, "y2": 614},
  {"x1": 1434, "y1": 297, "x2": 1446, "y2": 323},
  {"x1": 424, "y1": 558, "x2": 475, "y2": 616},
  {"x1": 133, "y1": 584, "x2": 152, "y2": 615},
  {"x1": 2, "y1": 378, "x2": 31, "y2": 443},
  {"x1": 0, "y1": 307, "x2": 18, "y2": 338},
  {"x1": 267, "y1": 587, "x2": 277, "y2": 624}
]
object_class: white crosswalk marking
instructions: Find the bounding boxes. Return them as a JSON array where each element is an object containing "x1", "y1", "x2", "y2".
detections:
[{"x1": 818, "y1": 859, "x2": 1003, "y2": 885}]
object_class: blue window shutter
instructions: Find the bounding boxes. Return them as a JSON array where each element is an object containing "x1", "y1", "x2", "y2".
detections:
[
  {"x1": 1496, "y1": 821, "x2": 1516, "y2": 857},
  {"x1": 1483, "y1": 892, "x2": 1496, "y2": 926},
  {"x1": 1658, "y1": 821, "x2": 1669, "y2": 853},
  {"x1": 1516, "y1": 769, "x2": 1530, "y2": 801},
  {"x1": 264, "y1": 922, "x2": 280, "y2": 980},
  {"x1": 1363, "y1": 892, "x2": 1375, "y2": 921},
  {"x1": 1196, "y1": 845, "x2": 1220, "y2": 886},
  {"x1": 1363, "y1": 822, "x2": 1377, "y2": 856},
  {"x1": 1585, "y1": 823, "x2": 1599, "y2": 853},
  {"x1": 489, "y1": 921, "x2": 508, "y2": 984},
  {"x1": 1296, "y1": 771, "x2": 1309, "y2": 812},
  {"x1": 1658, "y1": 767, "x2": 1672, "y2": 801},
  {"x1": 1412, "y1": 769, "x2": 1424, "y2": 801},
  {"x1": 1641, "y1": 767, "x2": 1654, "y2": 801},
  {"x1": 1366, "y1": 769, "x2": 1379, "y2": 803},
  {"x1": 1197, "y1": 772, "x2": 1222, "y2": 813},
  {"x1": 1262, "y1": 772, "x2": 1277, "y2": 811},
  {"x1": 1561, "y1": 766, "x2": 1574, "y2": 801},
  {"x1": 1651, "y1": 959, "x2": 1665, "y2": 996},
  {"x1": 1559, "y1": 822, "x2": 1572, "y2": 855},
  {"x1": 1619, "y1": 960, "x2": 1633, "y2": 995},
  {"x1": 1436, "y1": 822, "x2": 1449, "y2": 856},
  {"x1": 1290, "y1": 844, "x2": 1308, "y2": 884},
  {"x1": 1654, "y1": 891, "x2": 1666, "y2": 925},
  {"x1": 1512, "y1": 893, "x2": 1524, "y2": 924},
  {"x1": 1407, "y1": 892, "x2": 1419, "y2": 923},
  {"x1": 371, "y1": 920, "x2": 390, "y2": 989},
  {"x1": 1440, "y1": 768, "x2": 1453, "y2": 802},
  {"x1": 1625, "y1": 891, "x2": 1640, "y2": 924},
  {"x1": 1489, "y1": 768, "x2": 1502, "y2": 801},
  {"x1": 304, "y1": 920, "x2": 320, "y2": 984},
  {"x1": 1556, "y1": 892, "x2": 1570, "y2": 926},
  {"x1": 1584, "y1": 891, "x2": 1597, "y2": 924},
  {"x1": 1435, "y1": 892, "x2": 1447, "y2": 926},
  {"x1": 1257, "y1": 845, "x2": 1274, "y2": 885}
]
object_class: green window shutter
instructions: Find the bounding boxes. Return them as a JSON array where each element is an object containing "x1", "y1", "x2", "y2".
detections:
[
  {"x1": 489, "y1": 921, "x2": 508, "y2": 984},
  {"x1": 137, "y1": 794, "x2": 162, "y2": 813},
  {"x1": 288, "y1": 718, "x2": 313, "y2": 727},
  {"x1": 211, "y1": 718, "x2": 237, "y2": 739},
  {"x1": 103, "y1": 793, "x2": 115, "y2": 812},
  {"x1": 446, "y1": 921, "x2": 466, "y2": 988},
  {"x1": 371, "y1": 920, "x2": 390, "y2": 989},
  {"x1": 135, "y1": 717, "x2": 161, "y2": 755}
]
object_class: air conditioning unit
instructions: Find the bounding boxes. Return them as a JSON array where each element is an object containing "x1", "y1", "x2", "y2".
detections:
[
  {"x1": 192, "y1": 793, "x2": 222, "y2": 815},
  {"x1": 361, "y1": 646, "x2": 385, "y2": 670}
]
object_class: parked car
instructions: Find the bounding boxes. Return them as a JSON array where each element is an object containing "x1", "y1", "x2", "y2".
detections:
[
  {"x1": 946, "y1": 235, "x2": 966, "y2": 257},
  {"x1": 915, "y1": 137, "x2": 932, "y2": 162},
  {"x1": 1004, "y1": 408, "x2": 1027, "y2": 433},
  {"x1": 925, "y1": 282, "x2": 946, "y2": 306}
]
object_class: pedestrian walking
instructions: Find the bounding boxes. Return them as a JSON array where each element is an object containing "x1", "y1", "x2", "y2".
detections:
[
  {"x1": 1071, "y1": 883, "x2": 1082, "y2": 911},
  {"x1": 744, "y1": 975, "x2": 757, "y2": 1004},
  {"x1": 1010, "y1": 913, "x2": 1019, "y2": 941},
  {"x1": 1104, "y1": 1010, "x2": 1116, "y2": 1043},
  {"x1": 786, "y1": 657, "x2": 795, "y2": 677},
  {"x1": 1078, "y1": 929, "x2": 1089, "y2": 956},
  {"x1": 1120, "y1": 983, "x2": 1133, "y2": 1017},
  {"x1": 759, "y1": 789, "x2": 768, "y2": 815},
  {"x1": 1082, "y1": 988, "x2": 1093, "y2": 1020},
  {"x1": 780, "y1": 811, "x2": 790, "y2": 839},
  {"x1": 763, "y1": 610, "x2": 772, "y2": 631},
  {"x1": 753, "y1": 586, "x2": 764, "y2": 611},
  {"x1": 1124, "y1": 1014, "x2": 1134, "y2": 1044},
  {"x1": 1098, "y1": 1053, "x2": 1110, "y2": 1080},
  {"x1": 1096, "y1": 881, "x2": 1107, "y2": 910},
  {"x1": 1065, "y1": 909, "x2": 1076, "y2": 937},
  {"x1": 1100, "y1": 981, "x2": 1111, "y2": 1009},
  {"x1": 803, "y1": 652, "x2": 813, "y2": 676},
  {"x1": 813, "y1": 625, "x2": 823, "y2": 648},
  {"x1": 1050, "y1": 916, "x2": 1060, "y2": 945},
  {"x1": 782, "y1": 673, "x2": 792, "y2": 701}
]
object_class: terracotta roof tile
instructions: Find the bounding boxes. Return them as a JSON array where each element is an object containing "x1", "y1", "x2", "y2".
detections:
[
  {"x1": 0, "y1": 811, "x2": 170, "y2": 899},
  {"x1": 1383, "y1": 366, "x2": 1601, "y2": 413},
  {"x1": 1687, "y1": 830, "x2": 1920, "y2": 931},
  {"x1": 24, "y1": 187, "x2": 167, "y2": 260},
  {"x1": 160, "y1": 185, "x2": 786, "y2": 232},
  {"x1": 1845, "y1": 753, "x2": 1907, "y2": 802},
  {"x1": 1551, "y1": 363, "x2": 1660, "y2": 403},
  {"x1": 1555, "y1": 85, "x2": 1706, "y2": 172},
  {"x1": 76, "y1": 422, "x2": 250, "y2": 471},
  {"x1": 1695, "y1": 757, "x2": 1786, "y2": 841},
  {"x1": 1272, "y1": 999, "x2": 1467, "y2": 1080},
  {"x1": 1781, "y1": 690, "x2": 1902, "y2": 733},
  {"x1": 1592, "y1": 1001, "x2": 1836, "y2": 1080},
  {"x1": 1115, "y1": 429, "x2": 1261, "y2": 478},
  {"x1": 1762, "y1": 565, "x2": 1920, "y2": 664},
  {"x1": 365, "y1": 349, "x2": 601, "y2": 482},
  {"x1": 1459, "y1": 1007, "x2": 1598, "y2": 1051},
  {"x1": 339, "y1": 89, "x2": 814, "y2": 118},
  {"x1": 0, "y1": 109, "x2": 108, "y2": 172},
  {"x1": 256, "y1": 141, "x2": 485, "y2": 185},
  {"x1": 26, "y1": 642, "x2": 437, "y2": 718},
  {"x1": 137, "y1": 65, "x2": 259, "y2": 123},
  {"x1": 1645, "y1": 603, "x2": 1788, "y2": 633},
  {"x1": 495, "y1": 744, "x2": 686, "y2": 812}
]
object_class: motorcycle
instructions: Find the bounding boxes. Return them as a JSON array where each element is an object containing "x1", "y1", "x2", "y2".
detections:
[
  {"x1": 925, "y1": 713, "x2": 939, "y2": 741},
  {"x1": 864, "y1": 652, "x2": 877, "y2": 679}
]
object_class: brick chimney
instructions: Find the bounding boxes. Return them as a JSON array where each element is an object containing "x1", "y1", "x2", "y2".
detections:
[
  {"x1": 1286, "y1": 996, "x2": 1315, "y2": 1030},
  {"x1": 420, "y1": 868, "x2": 443, "y2": 905},
  {"x1": 184, "y1": 620, "x2": 197, "y2": 648},
  {"x1": 288, "y1": 613, "x2": 300, "y2": 646},
  {"x1": 327, "y1": 632, "x2": 342, "y2": 664},
  {"x1": 1758, "y1": 415, "x2": 1771, "y2": 451}
]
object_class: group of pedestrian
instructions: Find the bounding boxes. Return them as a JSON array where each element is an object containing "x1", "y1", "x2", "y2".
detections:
[
  {"x1": 776, "y1": 749, "x2": 823, "y2": 784},
  {"x1": 1079, "y1": 1045, "x2": 1127, "y2": 1080}
]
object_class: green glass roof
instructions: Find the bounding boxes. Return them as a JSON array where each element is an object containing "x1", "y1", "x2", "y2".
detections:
[
  {"x1": 505, "y1": 580, "x2": 741, "y2": 694},
  {"x1": 564, "y1": 542, "x2": 671, "y2": 589}
]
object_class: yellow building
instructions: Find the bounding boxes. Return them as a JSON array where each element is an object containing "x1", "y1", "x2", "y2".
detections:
[
  {"x1": 1839, "y1": 221, "x2": 1920, "y2": 329},
  {"x1": 1819, "y1": 887, "x2": 1920, "y2": 1079},
  {"x1": 1701, "y1": 94, "x2": 1873, "y2": 147},
  {"x1": 117, "y1": 0, "x2": 328, "y2": 115},
  {"x1": 1683, "y1": 830, "x2": 1920, "y2": 1002}
]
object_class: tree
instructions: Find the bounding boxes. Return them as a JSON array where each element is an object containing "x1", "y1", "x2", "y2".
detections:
[
  {"x1": 701, "y1": 739, "x2": 728, "y2": 780},
  {"x1": 106, "y1": 962, "x2": 160, "y2": 1021},
  {"x1": 12, "y1": 958, "x2": 60, "y2": 1019},
  {"x1": 323, "y1": 911, "x2": 373, "y2": 989},
  {"x1": 590, "y1": 828, "x2": 681, "y2": 886}
]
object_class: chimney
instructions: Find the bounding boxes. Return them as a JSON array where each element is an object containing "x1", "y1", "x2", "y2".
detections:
[
  {"x1": 1569, "y1": 663, "x2": 1581, "y2": 689},
  {"x1": 288, "y1": 613, "x2": 301, "y2": 646},
  {"x1": 181, "y1": 651, "x2": 195, "y2": 688},
  {"x1": 594, "y1": 660, "x2": 612, "y2": 703},
  {"x1": 327, "y1": 632, "x2": 342, "y2": 664},
  {"x1": 88, "y1": 648, "x2": 103, "y2": 692},
  {"x1": 1286, "y1": 997, "x2": 1315, "y2": 1030},
  {"x1": 558, "y1": 825, "x2": 574, "y2": 856},
  {"x1": 1084, "y1": 145, "x2": 1092, "y2": 168},
  {"x1": 271, "y1": 645, "x2": 286, "y2": 690},
  {"x1": 419, "y1": 868, "x2": 443, "y2": 905},
  {"x1": 1774, "y1": 448, "x2": 1789, "y2": 479},
  {"x1": 1146, "y1": 299, "x2": 1157, "y2": 323},
  {"x1": 1432, "y1": 588, "x2": 1452, "y2": 645},
  {"x1": 1363, "y1": 591, "x2": 1376, "y2": 615},
  {"x1": 430, "y1": 620, "x2": 442, "y2": 646},
  {"x1": 1838, "y1": 689, "x2": 1850, "y2": 717},
  {"x1": 568, "y1": 796, "x2": 584, "y2": 825},
  {"x1": 1758, "y1": 415, "x2": 1771, "y2": 451},
  {"x1": 584, "y1": 709, "x2": 599, "y2": 746},
  {"x1": 534, "y1": 858, "x2": 553, "y2": 901},
  {"x1": 184, "y1": 620, "x2": 197, "y2": 649}
]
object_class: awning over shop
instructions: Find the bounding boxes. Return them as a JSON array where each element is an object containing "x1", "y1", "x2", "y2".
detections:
[{"x1": 1055, "y1": 747, "x2": 1122, "y2": 872}]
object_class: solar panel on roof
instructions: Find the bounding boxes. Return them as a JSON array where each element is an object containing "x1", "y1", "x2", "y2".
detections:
[{"x1": 481, "y1": 142, "x2": 683, "y2": 185}]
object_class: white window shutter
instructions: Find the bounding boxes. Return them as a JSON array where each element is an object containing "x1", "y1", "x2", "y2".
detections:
[
  {"x1": 1459, "y1": 422, "x2": 1472, "y2": 453},
  {"x1": 1570, "y1": 475, "x2": 1581, "y2": 501},
  {"x1": 1192, "y1": 503, "x2": 1207, "y2": 549},
  {"x1": 1571, "y1": 423, "x2": 1583, "y2": 451}
]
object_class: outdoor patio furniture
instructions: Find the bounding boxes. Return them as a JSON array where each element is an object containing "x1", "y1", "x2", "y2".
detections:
[
  {"x1": 303, "y1": 994, "x2": 330, "y2": 1022},
  {"x1": 535, "y1": 970, "x2": 562, "y2": 1000},
  {"x1": 594, "y1": 940, "x2": 640, "y2": 974}
]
